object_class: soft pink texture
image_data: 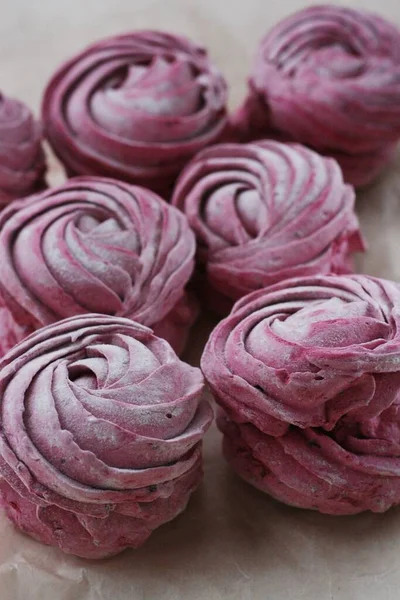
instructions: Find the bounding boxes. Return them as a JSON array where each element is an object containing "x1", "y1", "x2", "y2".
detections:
[
  {"x1": 0, "y1": 314, "x2": 212, "y2": 558},
  {"x1": 172, "y1": 141, "x2": 364, "y2": 315},
  {"x1": 0, "y1": 92, "x2": 46, "y2": 205},
  {"x1": 0, "y1": 176, "x2": 197, "y2": 356},
  {"x1": 201, "y1": 274, "x2": 400, "y2": 514},
  {"x1": 231, "y1": 5, "x2": 400, "y2": 187},
  {"x1": 42, "y1": 31, "x2": 228, "y2": 197}
]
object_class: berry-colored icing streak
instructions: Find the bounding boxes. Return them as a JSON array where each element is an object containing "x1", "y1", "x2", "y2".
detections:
[
  {"x1": 173, "y1": 141, "x2": 365, "y2": 314},
  {"x1": 232, "y1": 5, "x2": 400, "y2": 187},
  {"x1": 202, "y1": 274, "x2": 400, "y2": 514},
  {"x1": 0, "y1": 314, "x2": 212, "y2": 558},
  {"x1": 42, "y1": 31, "x2": 228, "y2": 196}
]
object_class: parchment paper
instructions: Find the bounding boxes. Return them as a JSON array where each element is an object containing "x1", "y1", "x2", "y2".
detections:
[{"x1": 1, "y1": 0, "x2": 400, "y2": 598}]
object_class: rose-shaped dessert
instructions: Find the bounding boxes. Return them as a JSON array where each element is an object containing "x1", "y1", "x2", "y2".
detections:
[
  {"x1": 232, "y1": 5, "x2": 400, "y2": 187},
  {"x1": 42, "y1": 31, "x2": 228, "y2": 196},
  {"x1": 172, "y1": 141, "x2": 365, "y2": 315},
  {"x1": 0, "y1": 92, "x2": 46, "y2": 205},
  {"x1": 0, "y1": 314, "x2": 212, "y2": 558},
  {"x1": 0, "y1": 176, "x2": 196, "y2": 356},
  {"x1": 201, "y1": 274, "x2": 400, "y2": 514}
]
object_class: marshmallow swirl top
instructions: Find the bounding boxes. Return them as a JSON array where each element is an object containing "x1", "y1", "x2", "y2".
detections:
[
  {"x1": 202, "y1": 275, "x2": 400, "y2": 436},
  {"x1": 172, "y1": 141, "x2": 364, "y2": 308},
  {"x1": 42, "y1": 31, "x2": 228, "y2": 194},
  {"x1": 0, "y1": 314, "x2": 210, "y2": 488},
  {"x1": 0, "y1": 176, "x2": 195, "y2": 332},
  {"x1": 234, "y1": 5, "x2": 400, "y2": 186}
]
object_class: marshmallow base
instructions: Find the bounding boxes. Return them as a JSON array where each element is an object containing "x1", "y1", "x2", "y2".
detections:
[
  {"x1": 0, "y1": 460, "x2": 203, "y2": 559},
  {"x1": 219, "y1": 414, "x2": 400, "y2": 516}
]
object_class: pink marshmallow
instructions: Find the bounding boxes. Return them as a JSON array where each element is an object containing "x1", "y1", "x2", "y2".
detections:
[
  {"x1": 231, "y1": 5, "x2": 400, "y2": 187},
  {"x1": 202, "y1": 274, "x2": 400, "y2": 514},
  {"x1": 172, "y1": 141, "x2": 364, "y2": 315},
  {"x1": 0, "y1": 176, "x2": 197, "y2": 355},
  {"x1": 0, "y1": 314, "x2": 213, "y2": 558},
  {"x1": 0, "y1": 92, "x2": 46, "y2": 205},
  {"x1": 42, "y1": 31, "x2": 228, "y2": 197}
]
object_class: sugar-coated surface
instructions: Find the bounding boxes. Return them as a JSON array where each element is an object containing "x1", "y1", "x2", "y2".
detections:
[
  {"x1": 42, "y1": 31, "x2": 228, "y2": 197},
  {"x1": 232, "y1": 5, "x2": 400, "y2": 187},
  {"x1": 173, "y1": 141, "x2": 364, "y2": 314},
  {"x1": 0, "y1": 176, "x2": 197, "y2": 356},
  {"x1": 0, "y1": 314, "x2": 212, "y2": 558},
  {"x1": 3, "y1": 0, "x2": 400, "y2": 597},
  {"x1": 202, "y1": 274, "x2": 400, "y2": 514}
]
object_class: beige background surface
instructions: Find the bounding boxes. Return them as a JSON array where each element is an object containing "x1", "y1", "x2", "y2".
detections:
[{"x1": 1, "y1": 0, "x2": 400, "y2": 599}]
